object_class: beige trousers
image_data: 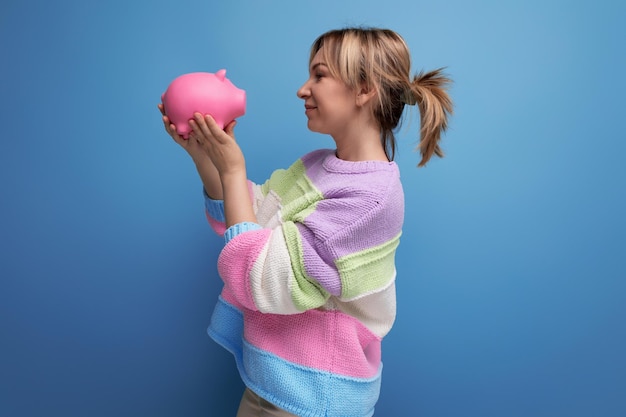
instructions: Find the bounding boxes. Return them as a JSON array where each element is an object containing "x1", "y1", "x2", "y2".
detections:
[{"x1": 236, "y1": 388, "x2": 300, "y2": 417}]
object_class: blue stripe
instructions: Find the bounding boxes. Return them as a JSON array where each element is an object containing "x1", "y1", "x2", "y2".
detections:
[
  {"x1": 224, "y1": 222, "x2": 263, "y2": 243},
  {"x1": 207, "y1": 295, "x2": 243, "y2": 353},
  {"x1": 207, "y1": 296, "x2": 380, "y2": 417},
  {"x1": 203, "y1": 188, "x2": 225, "y2": 223}
]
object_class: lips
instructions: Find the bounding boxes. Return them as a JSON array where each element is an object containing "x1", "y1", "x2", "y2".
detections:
[{"x1": 305, "y1": 104, "x2": 317, "y2": 114}]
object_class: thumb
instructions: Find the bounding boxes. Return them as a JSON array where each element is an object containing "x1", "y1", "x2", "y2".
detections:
[{"x1": 224, "y1": 120, "x2": 237, "y2": 137}]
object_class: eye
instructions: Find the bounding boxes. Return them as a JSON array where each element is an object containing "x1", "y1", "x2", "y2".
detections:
[{"x1": 315, "y1": 72, "x2": 324, "y2": 81}]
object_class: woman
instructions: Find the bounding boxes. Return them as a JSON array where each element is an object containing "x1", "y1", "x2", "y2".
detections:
[{"x1": 159, "y1": 27, "x2": 453, "y2": 417}]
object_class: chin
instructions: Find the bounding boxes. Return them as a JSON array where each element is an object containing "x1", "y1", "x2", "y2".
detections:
[
  {"x1": 307, "y1": 120, "x2": 319, "y2": 133},
  {"x1": 307, "y1": 121, "x2": 328, "y2": 135}
]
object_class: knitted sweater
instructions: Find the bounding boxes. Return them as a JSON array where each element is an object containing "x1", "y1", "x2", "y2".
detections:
[{"x1": 204, "y1": 149, "x2": 404, "y2": 417}]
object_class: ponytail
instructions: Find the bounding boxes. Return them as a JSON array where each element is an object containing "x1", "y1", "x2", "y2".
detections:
[{"x1": 408, "y1": 68, "x2": 453, "y2": 167}]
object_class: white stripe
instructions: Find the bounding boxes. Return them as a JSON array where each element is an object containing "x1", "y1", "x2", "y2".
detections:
[{"x1": 249, "y1": 227, "x2": 301, "y2": 314}]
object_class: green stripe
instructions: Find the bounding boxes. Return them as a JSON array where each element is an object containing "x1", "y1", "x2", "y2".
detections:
[
  {"x1": 283, "y1": 222, "x2": 330, "y2": 310},
  {"x1": 337, "y1": 232, "x2": 402, "y2": 300},
  {"x1": 262, "y1": 159, "x2": 328, "y2": 311},
  {"x1": 261, "y1": 159, "x2": 306, "y2": 197},
  {"x1": 261, "y1": 159, "x2": 323, "y2": 221}
]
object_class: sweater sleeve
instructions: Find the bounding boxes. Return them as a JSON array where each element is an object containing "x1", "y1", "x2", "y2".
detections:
[
  {"x1": 203, "y1": 189, "x2": 227, "y2": 236},
  {"x1": 203, "y1": 180, "x2": 264, "y2": 239},
  {"x1": 215, "y1": 166, "x2": 404, "y2": 315}
]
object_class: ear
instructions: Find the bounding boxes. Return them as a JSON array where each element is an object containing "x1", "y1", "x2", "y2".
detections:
[{"x1": 356, "y1": 83, "x2": 377, "y2": 107}]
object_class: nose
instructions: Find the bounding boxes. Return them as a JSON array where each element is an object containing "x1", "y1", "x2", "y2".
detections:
[{"x1": 297, "y1": 79, "x2": 310, "y2": 100}]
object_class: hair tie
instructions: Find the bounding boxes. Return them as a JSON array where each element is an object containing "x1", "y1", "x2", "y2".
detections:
[{"x1": 402, "y1": 88, "x2": 417, "y2": 105}]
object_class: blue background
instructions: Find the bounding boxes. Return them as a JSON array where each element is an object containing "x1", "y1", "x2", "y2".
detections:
[{"x1": 1, "y1": 1, "x2": 625, "y2": 416}]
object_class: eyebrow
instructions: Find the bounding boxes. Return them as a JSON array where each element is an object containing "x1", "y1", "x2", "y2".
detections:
[{"x1": 310, "y1": 62, "x2": 328, "y2": 72}]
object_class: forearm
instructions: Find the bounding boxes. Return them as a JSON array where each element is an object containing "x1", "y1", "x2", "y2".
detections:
[
  {"x1": 194, "y1": 157, "x2": 223, "y2": 200},
  {"x1": 221, "y1": 170, "x2": 256, "y2": 228}
]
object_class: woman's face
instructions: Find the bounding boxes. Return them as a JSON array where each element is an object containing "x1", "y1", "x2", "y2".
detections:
[{"x1": 297, "y1": 48, "x2": 359, "y2": 138}]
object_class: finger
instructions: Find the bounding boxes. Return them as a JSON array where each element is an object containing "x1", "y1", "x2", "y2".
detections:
[
  {"x1": 204, "y1": 114, "x2": 219, "y2": 132},
  {"x1": 162, "y1": 116, "x2": 177, "y2": 136},
  {"x1": 188, "y1": 131, "x2": 201, "y2": 144},
  {"x1": 188, "y1": 119, "x2": 205, "y2": 144},
  {"x1": 157, "y1": 103, "x2": 166, "y2": 116},
  {"x1": 204, "y1": 115, "x2": 231, "y2": 142},
  {"x1": 192, "y1": 113, "x2": 214, "y2": 139},
  {"x1": 167, "y1": 123, "x2": 186, "y2": 143}
]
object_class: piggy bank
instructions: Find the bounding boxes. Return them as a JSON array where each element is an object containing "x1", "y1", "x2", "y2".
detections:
[{"x1": 161, "y1": 69, "x2": 246, "y2": 139}]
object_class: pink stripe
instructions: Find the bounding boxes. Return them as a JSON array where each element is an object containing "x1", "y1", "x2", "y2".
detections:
[
  {"x1": 205, "y1": 212, "x2": 226, "y2": 236},
  {"x1": 220, "y1": 287, "x2": 244, "y2": 310},
  {"x1": 244, "y1": 309, "x2": 381, "y2": 378},
  {"x1": 217, "y1": 228, "x2": 272, "y2": 311}
]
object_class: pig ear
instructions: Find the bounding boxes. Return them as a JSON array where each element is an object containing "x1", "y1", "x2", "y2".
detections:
[{"x1": 216, "y1": 69, "x2": 226, "y2": 81}]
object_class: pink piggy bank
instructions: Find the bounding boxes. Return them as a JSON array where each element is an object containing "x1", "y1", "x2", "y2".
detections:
[{"x1": 161, "y1": 69, "x2": 246, "y2": 139}]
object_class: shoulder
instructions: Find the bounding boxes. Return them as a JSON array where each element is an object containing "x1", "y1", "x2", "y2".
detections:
[
  {"x1": 264, "y1": 148, "x2": 404, "y2": 222},
  {"x1": 303, "y1": 156, "x2": 404, "y2": 235},
  {"x1": 307, "y1": 152, "x2": 403, "y2": 202}
]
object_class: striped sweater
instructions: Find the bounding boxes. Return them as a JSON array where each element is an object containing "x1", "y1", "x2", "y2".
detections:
[{"x1": 205, "y1": 149, "x2": 404, "y2": 417}]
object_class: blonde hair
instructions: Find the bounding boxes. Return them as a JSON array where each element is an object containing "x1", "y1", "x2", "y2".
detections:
[{"x1": 310, "y1": 27, "x2": 453, "y2": 166}]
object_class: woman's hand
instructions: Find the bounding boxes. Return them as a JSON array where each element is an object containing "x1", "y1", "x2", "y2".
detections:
[
  {"x1": 158, "y1": 104, "x2": 223, "y2": 199},
  {"x1": 158, "y1": 104, "x2": 209, "y2": 164},
  {"x1": 188, "y1": 113, "x2": 245, "y2": 177}
]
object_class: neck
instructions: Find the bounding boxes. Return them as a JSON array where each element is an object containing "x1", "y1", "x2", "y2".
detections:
[{"x1": 333, "y1": 123, "x2": 388, "y2": 162}]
